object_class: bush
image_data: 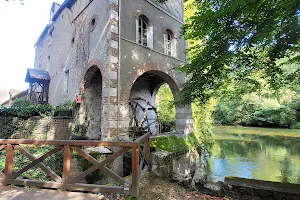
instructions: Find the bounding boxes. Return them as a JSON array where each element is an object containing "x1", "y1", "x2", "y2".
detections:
[{"x1": 0, "y1": 98, "x2": 54, "y2": 118}]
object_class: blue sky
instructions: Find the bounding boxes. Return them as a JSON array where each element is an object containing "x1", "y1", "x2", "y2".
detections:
[{"x1": 0, "y1": 0, "x2": 64, "y2": 91}]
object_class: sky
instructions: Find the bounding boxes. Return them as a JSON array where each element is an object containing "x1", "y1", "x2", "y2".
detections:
[{"x1": 0, "y1": 0, "x2": 65, "y2": 91}]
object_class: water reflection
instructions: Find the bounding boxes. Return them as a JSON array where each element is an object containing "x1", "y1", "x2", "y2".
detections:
[{"x1": 208, "y1": 126, "x2": 300, "y2": 184}]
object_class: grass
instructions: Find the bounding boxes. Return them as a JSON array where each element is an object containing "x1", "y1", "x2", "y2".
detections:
[{"x1": 151, "y1": 133, "x2": 201, "y2": 153}]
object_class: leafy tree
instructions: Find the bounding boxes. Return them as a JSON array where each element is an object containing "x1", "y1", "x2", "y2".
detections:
[
  {"x1": 156, "y1": 84, "x2": 176, "y2": 132},
  {"x1": 181, "y1": 0, "x2": 300, "y2": 103}
]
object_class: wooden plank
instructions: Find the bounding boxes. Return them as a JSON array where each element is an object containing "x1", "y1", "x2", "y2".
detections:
[
  {"x1": 12, "y1": 145, "x2": 63, "y2": 179},
  {"x1": 135, "y1": 132, "x2": 151, "y2": 143},
  {"x1": 138, "y1": 147, "x2": 150, "y2": 166},
  {"x1": 139, "y1": 165, "x2": 149, "y2": 182},
  {"x1": 66, "y1": 183, "x2": 125, "y2": 194},
  {"x1": 131, "y1": 147, "x2": 139, "y2": 198},
  {"x1": 145, "y1": 137, "x2": 151, "y2": 164},
  {"x1": 7, "y1": 178, "x2": 62, "y2": 189},
  {"x1": 4, "y1": 144, "x2": 14, "y2": 186},
  {"x1": 0, "y1": 139, "x2": 137, "y2": 148},
  {"x1": 69, "y1": 148, "x2": 130, "y2": 184},
  {"x1": 14, "y1": 145, "x2": 62, "y2": 182},
  {"x1": 62, "y1": 145, "x2": 71, "y2": 188},
  {"x1": 0, "y1": 145, "x2": 6, "y2": 151},
  {"x1": 71, "y1": 146, "x2": 130, "y2": 186},
  {"x1": 6, "y1": 179, "x2": 126, "y2": 194}
]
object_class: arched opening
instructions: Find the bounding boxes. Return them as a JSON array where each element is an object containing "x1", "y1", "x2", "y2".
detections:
[
  {"x1": 83, "y1": 66, "x2": 102, "y2": 139},
  {"x1": 156, "y1": 83, "x2": 176, "y2": 132},
  {"x1": 129, "y1": 70, "x2": 178, "y2": 135}
]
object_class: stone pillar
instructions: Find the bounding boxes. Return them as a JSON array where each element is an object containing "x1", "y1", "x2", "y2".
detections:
[{"x1": 176, "y1": 105, "x2": 193, "y2": 136}]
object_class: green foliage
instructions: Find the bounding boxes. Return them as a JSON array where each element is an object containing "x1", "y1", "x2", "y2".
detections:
[
  {"x1": 151, "y1": 133, "x2": 201, "y2": 153},
  {"x1": 156, "y1": 84, "x2": 176, "y2": 132},
  {"x1": 55, "y1": 100, "x2": 77, "y2": 111},
  {"x1": 213, "y1": 90, "x2": 299, "y2": 128},
  {"x1": 0, "y1": 98, "x2": 53, "y2": 118},
  {"x1": 0, "y1": 145, "x2": 63, "y2": 181},
  {"x1": 181, "y1": 0, "x2": 300, "y2": 104},
  {"x1": 53, "y1": 101, "x2": 75, "y2": 118},
  {"x1": 192, "y1": 99, "x2": 215, "y2": 152}
]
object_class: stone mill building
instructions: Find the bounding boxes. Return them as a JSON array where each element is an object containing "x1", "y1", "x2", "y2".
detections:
[{"x1": 30, "y1": 0, "x2": 193, "y2": 140}]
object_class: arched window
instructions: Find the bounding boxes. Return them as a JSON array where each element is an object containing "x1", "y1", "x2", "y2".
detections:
[
  {"x1": 138, "y1": 16, "x2": 148, "y2": 46},
  {"x1": 164, "y1": 29, "x2": 176, "y2": 57},
  {"x1": 139, "y1": 17, "x2": 148, "y2": 46},
  {"x1": 136, "y1": 15, "x2": 153, "y2": 49}
]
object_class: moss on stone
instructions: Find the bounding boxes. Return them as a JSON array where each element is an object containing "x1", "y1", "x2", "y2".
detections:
[{"x1": 151, "y1": 133, "x2": 201, "y2": 153}]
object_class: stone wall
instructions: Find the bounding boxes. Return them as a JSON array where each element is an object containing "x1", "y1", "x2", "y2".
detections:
[
  {"x1": 0, "y1": 116, "x2": 73, "y2": 140},
  {"x1": 222, "y1": 177, "x2": 300, "y2": 200}
]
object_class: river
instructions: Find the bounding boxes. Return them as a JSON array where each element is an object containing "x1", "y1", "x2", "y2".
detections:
[{"x1": 208, "y1": 126, "x2": 300, "y2": 184}]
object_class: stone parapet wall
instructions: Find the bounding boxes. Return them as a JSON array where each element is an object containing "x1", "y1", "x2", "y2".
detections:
[
  {"x1": 0, "y1": 116, "x2": 73, "y2": 140},
  {"x1": 222, "y1": 177, "x2": 300, "y2": 200}
]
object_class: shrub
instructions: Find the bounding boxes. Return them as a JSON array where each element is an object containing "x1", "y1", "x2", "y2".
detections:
[{"x1": 0, "y1": 98, "x2": 54, "y2": 118}]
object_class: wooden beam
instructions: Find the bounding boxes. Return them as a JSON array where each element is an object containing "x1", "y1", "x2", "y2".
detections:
[
  {"x1": 7, "y1": 179, "x2": 62, "y2": 189},
  {"x1": 66, "y1": 183, "x2": 125, "y2": 193},
  {"x1": 139, "y1": 165, "x2": 149, "y2": 182},
  {"x1": 14, "y1": 145, "x2": 62, "y2": 182},
  {"x1": 4, "y1": 144, "x2": 14, "y2": 186},
  {"x1": 12, "y1": 146, "x2": 63, "y2": 179},
  {"x1": 0, "y1": 139, "x2": 138, "y2": 148},
  {"x1": 135, "y1": 132, "x2": 151, "y2": 143},
  {"x1": 71, "y1": 146, "x2": 130, "y2": 186},
  {"x1": 0, "y1": 145, "x2": 6, "y2": 151},
  {"x1": 69, "y1": 148, "x2": 130, "y2": 184},
  {"x1": 62, "y1": 145, "x2": 71, "y2": 189},
  {"x1": 131, "y1": 147, "x2": 139, "y2": 198}
]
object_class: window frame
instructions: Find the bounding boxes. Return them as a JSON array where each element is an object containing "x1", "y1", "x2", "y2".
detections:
[
  {"x1": 164, "y1": 29, "x2": 177, "y2": 57},
  {"x1": 138, "y1": 16, "x2": 148, "y2": 46}
]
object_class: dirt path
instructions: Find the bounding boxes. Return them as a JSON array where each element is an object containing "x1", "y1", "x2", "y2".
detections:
[
  {"x1": 138, "y1": 174, "x2": 231, "y2": 200},
  {"x1": 0, "y1": 175, "x2": 230, "y2": 200}
]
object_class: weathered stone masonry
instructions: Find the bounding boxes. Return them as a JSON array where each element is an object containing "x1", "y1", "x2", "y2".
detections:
[{"x1": 33, "y1": 0, "x2": 192, "y2": 140}]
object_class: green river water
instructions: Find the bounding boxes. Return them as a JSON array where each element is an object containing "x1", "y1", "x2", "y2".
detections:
[{"x1": 208, "y1": 126, "x2": 300, "y2": 184}]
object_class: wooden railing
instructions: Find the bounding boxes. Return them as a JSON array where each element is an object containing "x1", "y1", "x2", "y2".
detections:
[{"x1": 0, "y1": 133, "x2": 151, "y2": 198}]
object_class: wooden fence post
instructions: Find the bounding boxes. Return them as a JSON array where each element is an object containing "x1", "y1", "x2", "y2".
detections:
[
  {"x1": 4, "y1": 144, "x2": 14, "y2": 186},
  {"x1": 62, "y1": 145, "x2": 71, "y2": 190},
  {"x1": 131, "y1": 146, "x2": 139, "y2": 198}
]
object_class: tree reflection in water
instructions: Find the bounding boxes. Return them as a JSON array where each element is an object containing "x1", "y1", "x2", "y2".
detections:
[{"x1": 208, "y1": 126, "x2": 300, "y2": 184}]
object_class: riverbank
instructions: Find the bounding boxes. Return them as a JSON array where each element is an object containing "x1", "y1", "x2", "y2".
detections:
[{"x1": 213, "y1": 125, "x2": 300, "y2": 138}]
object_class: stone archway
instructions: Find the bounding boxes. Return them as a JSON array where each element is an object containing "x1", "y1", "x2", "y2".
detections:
[
  {"x1": 82, "y1": 66, "x2": 103, "y2": 139},
  {"x1": 124, "y1": 68, "x2": 193, "y2": 136}
]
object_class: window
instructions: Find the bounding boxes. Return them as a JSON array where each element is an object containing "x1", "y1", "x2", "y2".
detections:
[
  {"x1": 136, "y1": 15, "x2": 153, "y2": 49},
  {"x1": 89, "y1": 15, "x2": 98, "y2": 32},
  {"x1": 46, "y1": 55, "x2": 51, "y2": 71},
  {"x1": 138, "y1": 16, "x2": 148, "y2": 46},
  {"x1": 65, "y1": 70, "x2": 70, "y2": 93},
  {"x1": 165, "y1": 31, "x2": 172, "y2": 56},
  {"x1": 164, "y1": 30, "x2": 176, "y2": 57}
]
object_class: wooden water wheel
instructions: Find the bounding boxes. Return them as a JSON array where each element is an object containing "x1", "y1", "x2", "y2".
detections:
[{"x1": 129, "y1": 97, "x2": 161, "y2": 138}]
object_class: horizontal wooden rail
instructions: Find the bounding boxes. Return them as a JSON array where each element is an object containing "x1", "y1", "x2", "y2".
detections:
[
  {"x1": 0, "y1": 139, "x2": 138, "y2": 148},
  {"x1": 0, "y1": 133, "x2": 151, "y2": 198},
  {"x1": 135, "y1": 132, "x2": 151, "y2": 143}
]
